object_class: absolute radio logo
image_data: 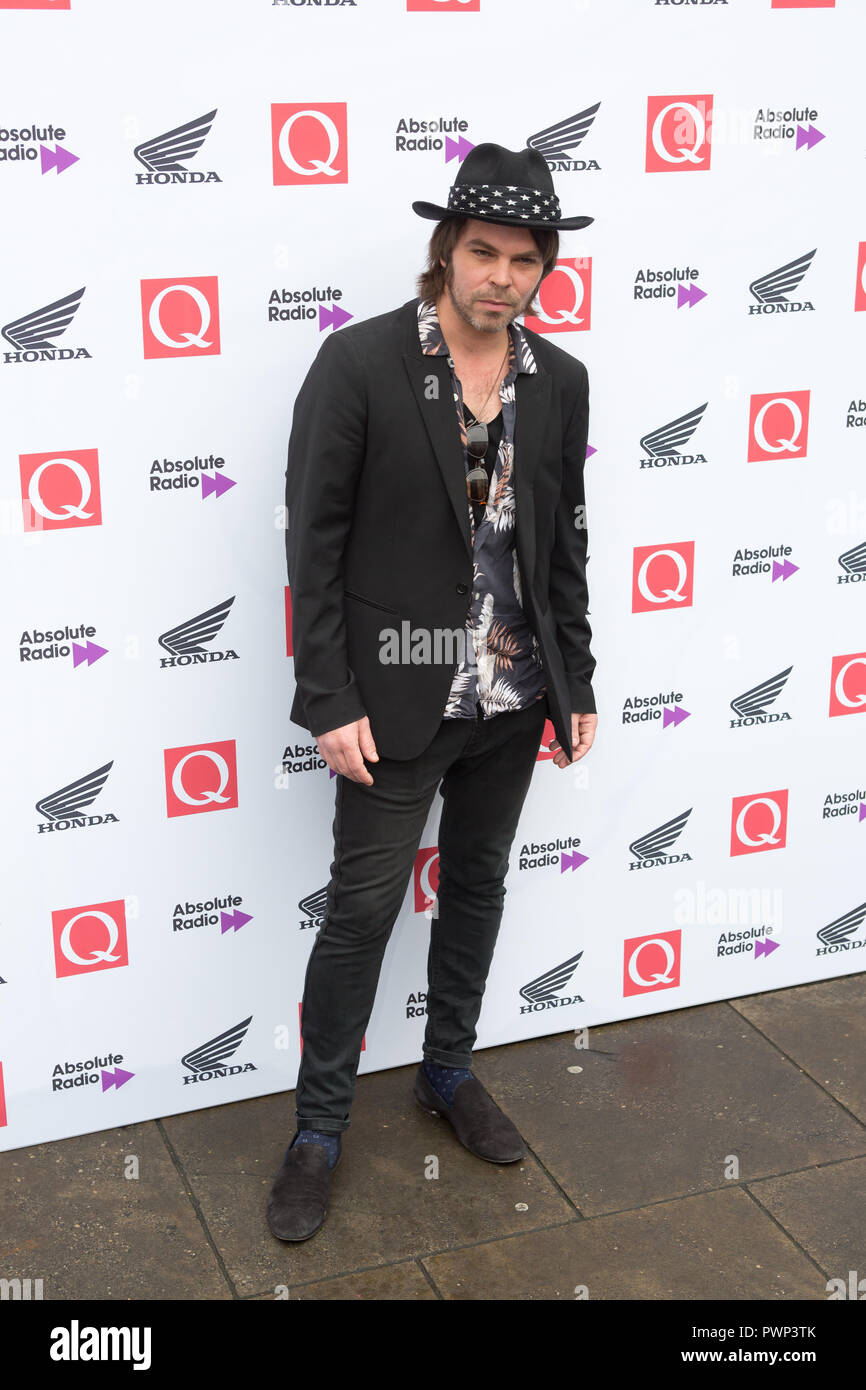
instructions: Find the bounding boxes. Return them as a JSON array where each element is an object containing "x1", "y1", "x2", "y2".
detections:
[
  {"x1": 753, "y1": 106, "x2": 823, "y2": 150},
  {"x1": 829, "y1": 653, "x2": 866, "y2": 718},
  {"x1": 19, "y1": 447, "x2": 101, "y2": 532},
  {"x1": 716, "y1": 926, "x2": 778, "y2": 962},
  {"x1": 748, "y1": 249, "x2": 815, "y2": 316},
  {"x1": 414, "y1": 846, "x2": 439, "y2": 914},
  {"x1": 748, "y1": 390, "x2": 809, "y2": 460},
  {"x1": 638, "y1": 403, "x2": 708, "y2": 469},
  {"x1": 133, "y1": 109, "x2": 221, "y2": 186},
  {"x1": 845, "y1": 401, "x2": 866, "y2": 432},
  {"x1": 35, "y1": 760, "x2": 116, "y2": 834},
  {"x1": 821, "y1": 785, "x2": 866, "y2": 825},
  {"x1": 0, "y1": 117, "x2": 77, "y2": 173},
  {"x1": 523, "y1": 259, "x2": 591, "y2": 334},
  {"x1": 18, "y1": 618, "x2": 106, "y2": 666},
  {"x1": 164, "y1": 740, "x2": 238, "y2": 818},
  {"x1": 2, "y1": 286, "x2": 89, "y2": 364},
  {"x1": 729, "y1": 667, "x2": 793, "y2": 729},
  {"x1": 394, "y1": 115, "x2": 472, "y2": 157},
  {"x1": 406, "y1": 989, "x2": 427, "y2": 1018},
  {"x1": 518, "y1": 835, "x2": 587, "y2": 872},
  {"x1": 623, "y1": 930, "x2": 681, "y2": 997},
  {"x1": 645, "y1": 95, "x2": 712, "y2": 173},
  {"x1": 268, "y1": 285, "x2": 352, "y2": 331},
  {"x1": 279, "y1": 740, "x2": 328, "y2": 777},
  {"x1": 180, "y1": 1017, "x2": 256, "y2": 1086},
  {"x1": 51, "y1": 900, "x2": 129, "y2": 979},
  {"x1": 52, "y1": 1054, "x2": 133, "y2": 1095},
  {"x1": 838, "y1": 541, "x2": 866, "y2": 583},
  {"x1": 730, "y1": 790, "x2": 788, "y2": 857},
  {"x1": 271, "y1": 104, "x2": 347, "y2": 184},
  {"x1": 730, "y1": 541, "x2": 798, "y2": 582},
  {"x1": 622, "y1": 688, "x2": 690, "y2": 730},
  {"x1": 633, "y1": 263, "x2": 706, "y2": 308},
  {"x1": 172, "y1": 895, "x2": 250, "y2": 934},
  {"x1": 632, "y1": 541, "x2": 694, "y2": 612},
  {"x1": 628, "y1": 809, "x2": 692, "y2": 871},
  {"x1": 141, "y1": 277, "x2": 220, "y2": 359},
  {"x1": 149, "y1": 449, "x2": 233, "y2": 497},
  {"x1": 158, "y1": 597, "x2": 238, "y2": 668},
  {"x1": 526, "y1": 105, "x2": 601, "y2": 173},
  {"x1": 518, "y1": 951, "x2": 584, "y2": 1014}
]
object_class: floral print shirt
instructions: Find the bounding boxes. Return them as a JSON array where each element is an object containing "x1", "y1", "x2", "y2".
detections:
[{"x1": 417, "y1": 298, "x2": 547, "y2": 722}]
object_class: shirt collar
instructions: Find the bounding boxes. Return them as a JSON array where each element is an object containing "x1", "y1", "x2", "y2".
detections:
[{"x1": 417, "y1": 297, "x2": 537, "y2": 377}]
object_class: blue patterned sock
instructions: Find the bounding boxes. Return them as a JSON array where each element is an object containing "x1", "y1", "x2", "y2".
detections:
[
  {"x1": 287, "y1": 1129, "x2": 341, "y2": 1169},
  {"x1": 423, "y1": 1059, "x2": 473, "y2": 1107}
]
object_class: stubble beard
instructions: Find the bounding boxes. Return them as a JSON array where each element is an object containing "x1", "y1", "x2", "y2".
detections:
[{"x1": 444, "y1": 263, "x2": 538, "y2": 335}]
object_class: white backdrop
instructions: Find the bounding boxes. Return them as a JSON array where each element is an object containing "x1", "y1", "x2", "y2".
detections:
[{"x1": 1, "y1": 0, "x2": 863, "y2": 1151}]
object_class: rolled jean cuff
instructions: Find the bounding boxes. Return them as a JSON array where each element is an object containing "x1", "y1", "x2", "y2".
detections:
[
  {"x1": 422, "y1": 1047, "x2": 473, "y2": 1069},
  {"x1": 295, "y1": 1114, "x2": 350, "y2": 1135}
]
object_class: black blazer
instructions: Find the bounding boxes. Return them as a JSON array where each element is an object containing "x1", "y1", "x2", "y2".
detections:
[{"x1": 284, "y1": 297, "x2": 596, "y2": 762}]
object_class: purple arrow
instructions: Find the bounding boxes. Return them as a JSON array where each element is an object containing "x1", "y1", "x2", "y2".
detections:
[
  {"x1": 40, "y1": 143, "x2": 79, "y2": 175},
  {"x1": 72, "y1": 640, "x2": 108, "y2": 667},
  {"x1": 560, "y1": 849, "x2": 588, "y2": 872},
  {"x1": 329, "y1": 767, "x2": 337, "y2": 779},
  {"x1": 220, "y1": 908, "x2": 253, "y2": 934},
  {"x1": 201, "y1": 471, "x2": 235, "y2": 500},
  {"x1": 662, "y1": 704, "x2": 690, "y2": 728},
  {"x1": 677, "y1": 283, "x2": 707, "y2": 309},
  {"x1": 796, "y1": 124, "x2": 824, "y2": 152},
  {"x1": 771, "y1": 558, "x2": 799, "y2": 582},
  {"x1": 319, "y1": 303, "x2": 353, "y2": 333},
  {"x1": 754, "y1": 938, "x2": 780, "y2": 959},
  {"x1": 102, "y1": 1066, "x2": 134, "y2": 1091},
  {"x1": 585, "y1": 444, "x2": 597, "y2": 460},
  {"x1": 445, "y1": 135, "x2": 475, "y2": 163},
  {"x1": 859, "y1": 802, "x2": 866, "y2": 823}
]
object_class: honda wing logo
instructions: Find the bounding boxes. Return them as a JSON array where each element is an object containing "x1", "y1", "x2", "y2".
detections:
[
  {"x1": 639, "y1": 403, "x2": 707, "y2": 466},
  {"x1": 134, "y1": 109, "x2": 218, "y2": 174},
  {"x1": 748, "y1": 249, "x2": 815, "y2": 315},
  {"x1": 518, "y1": 951, "x2": 584, "y2": 1013},
  {"x1": 629, "y1": 809, "x2": 692, "y2": 869},
  {"x1": 181, "y1": 1016, "x2": 256, "y2": 1084},
  {"x1": 527, "y1": 104, "x2": 600, "y2": 170},
  {"x1": 158, "y1": 597, "x2": 236, "y2": 663},
  {"x1": 816, "y1": 901, "x2": 866, "y2": 956},
  {"x1": 2, "y1": 287, "x2": 88, "y2": 363},
  {"x1": 35, "y1": 760, "x2": 114, "y2": 829},
  {"x1": 298, "y1": 886, "x2": 328, "y2": 928},
  {"x1": 838, "y1": 541, "x2": 866, "y2": 581},
  {"x1": 730, "y1": 666, "x2": 792, "y2": 725}
]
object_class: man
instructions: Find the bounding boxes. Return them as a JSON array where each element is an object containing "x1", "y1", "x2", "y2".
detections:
[{"x1": 269, "y1": 144, "x2": 598, "y2": 1242}]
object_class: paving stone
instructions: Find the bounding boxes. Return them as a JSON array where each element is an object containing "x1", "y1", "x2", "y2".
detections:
[
  {"x1": 250, "y1": 1260, "x2": 437, "y2": 1300},
  {"x1": 471, "y1": 1002, "x2": 866, "y2": 1215},
  {"x1": 748, "y1": 1155, "x2": 866, "y2": 1289},
  {"x1": 731, "y1": 974, "x2": 866, "y2": 1122},
  {"x1": 178, "y1": 1062, "x2": 572, "y2": 1295},
  {"x1": 0, "y1": 1123, "x2": 229, "y2": 1300},
  {"x1": 422, "y1": 1187, "x2": 824, "y2": 1300}
]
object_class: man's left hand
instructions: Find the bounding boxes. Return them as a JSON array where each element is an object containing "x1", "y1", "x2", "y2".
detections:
[{"x1": 547, "y1": 712, "x2": 597, "y2": 768}]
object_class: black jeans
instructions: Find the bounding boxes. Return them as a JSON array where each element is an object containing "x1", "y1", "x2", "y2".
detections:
[{"x1": 294, "y1": 693, "x2": 550, "y2": 1134}]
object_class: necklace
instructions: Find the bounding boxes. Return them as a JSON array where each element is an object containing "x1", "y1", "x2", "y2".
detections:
[{"x1": 466, "y1": 339, "x2": 509, "y2": 425}]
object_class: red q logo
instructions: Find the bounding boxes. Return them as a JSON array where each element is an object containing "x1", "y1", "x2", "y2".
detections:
[
  {"x1": 623, "y1": 930, "x2": 681, "y2": 997},
  {"x1": 632, "y1": 541, "x2": 694, "y2": 613},
  {"x1": 141, "y1": 277, "x2": 221, "y2": 359},
  {"x1": 164, "y1": 740, "x2": 239, "y2": 818},
  {"x1": 829, "y1": 653, "x2": 866, "y2": 717},
  {"x1": 855, "y1": 244, "x2": 866, "y2": 312},
  {"x1": 645, "y1": 95, "x2": 713, "y2": 172},
  {"x1": 0, "y1": 1, "x2": 70, "y2": 7},
  {"x1": 407, "y1": 0, "x2": 480, "y2": 10},
  {"x1": 52, "y1": 900, "x2": 129, "y2": 979},
  {"x1": 730, "y1": 790, "x2": 789, "y2": 857},
  {"x1": 272, "y1": 104, "x2": 348, "y2": 186},
  {"x1": 748, "y1": 390, "x2": 809, "y2": 461},
  {"x1": 19, "y1": 448, "x2": 101, "y2": 532},
  {"x1": 414, "y1": 846, "x2": 440, "y2": 913},
  {"x1": 523, "y1": 259, "x2": 592, "y2": 335}
]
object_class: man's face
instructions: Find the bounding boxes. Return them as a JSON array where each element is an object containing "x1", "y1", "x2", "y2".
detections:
[{"x1": 442, "y1": 219, "x2": 545, "y2": 334}]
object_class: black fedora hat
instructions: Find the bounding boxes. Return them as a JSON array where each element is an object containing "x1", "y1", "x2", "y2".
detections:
[{"x1": 412, "y1": 142, "x2": 593, "y2": 232}]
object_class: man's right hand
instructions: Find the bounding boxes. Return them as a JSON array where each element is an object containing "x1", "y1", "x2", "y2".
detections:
[{"x1": 315, "y1": 715, "x2": 379, "y2": 785}]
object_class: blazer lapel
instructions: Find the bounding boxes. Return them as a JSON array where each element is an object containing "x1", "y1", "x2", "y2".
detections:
[
  {"x1": 403, "y1": 353, "x2": 473, "y2": 560},
  {"x1": 513, "y1": 370, "x2": 551, "y2": 603}
]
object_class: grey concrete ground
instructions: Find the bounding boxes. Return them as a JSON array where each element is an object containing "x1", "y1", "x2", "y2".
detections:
[{"x1": 2, "y1": 973, "x2": 864, "y2": 1301}]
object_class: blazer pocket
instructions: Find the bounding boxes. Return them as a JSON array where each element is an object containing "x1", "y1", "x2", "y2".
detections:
[{"x1": 343, "y1": 589, "x2": 399, "y2": 616}]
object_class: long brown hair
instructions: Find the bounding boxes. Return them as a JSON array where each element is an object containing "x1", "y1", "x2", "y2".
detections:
[{"x1": 416, "y1": 216, "x2": 559, "y2": 318}]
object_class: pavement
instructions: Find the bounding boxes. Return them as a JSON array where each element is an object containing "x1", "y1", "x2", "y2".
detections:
[{"x1": 2, "y1": 972, "x2": 864, "y2": 1301}]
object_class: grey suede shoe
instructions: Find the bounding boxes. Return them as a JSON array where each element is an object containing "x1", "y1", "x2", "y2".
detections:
[
  {"x1": 267, "y1": 1138, "x2": 341, "y2": 1242},
  {"x1": 413, "y1": 1065, "x2": 527, "y2": 1164}
]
